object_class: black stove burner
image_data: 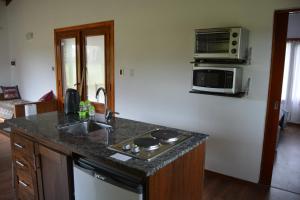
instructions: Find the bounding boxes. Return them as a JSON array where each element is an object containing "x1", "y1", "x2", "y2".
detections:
[
  {"x1": 133, "y1": 137, "x2": 160, "y2": 151},
  {"x1": 150, "y1": 129, "x2": 180, "y2": 143}
]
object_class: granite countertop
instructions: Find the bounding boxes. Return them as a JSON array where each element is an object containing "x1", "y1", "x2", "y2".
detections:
[{"x1": 7, "y1": 112, "x2": 208, "y2": 178}]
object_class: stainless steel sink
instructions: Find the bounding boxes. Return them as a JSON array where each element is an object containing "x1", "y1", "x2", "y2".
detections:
[{"x1": 57, "y1": 121, "x2": 112, "y2": 136}]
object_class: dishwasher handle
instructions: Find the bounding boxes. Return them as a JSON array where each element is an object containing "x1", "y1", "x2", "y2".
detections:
[
  {"x1": 74, "y1": 158, "x2": 143, "y2": 194},
  {"x1": 75, "y1": 159, "x2": 96, "y2": 176}
]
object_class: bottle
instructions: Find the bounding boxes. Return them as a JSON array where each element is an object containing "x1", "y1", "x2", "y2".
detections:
[
  {"x1": 89, "y1": 105, "x2": 96, "y2": 120},
  {"x1": 79, "y1": 101, "x2": 86, "y2": 119},
  {"x1": 85, "y1": 100, "x2": 91, "y2": 117}
]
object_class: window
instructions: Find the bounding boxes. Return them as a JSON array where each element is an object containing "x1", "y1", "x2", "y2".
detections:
[
  {"x1": 281, "y1": 41, "x2": 300, "y2": 123},
  {"x1": 55, "y1": 21, "x2": 114, "y2": 113}
]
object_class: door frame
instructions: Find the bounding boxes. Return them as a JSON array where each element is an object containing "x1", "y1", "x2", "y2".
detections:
[
  {"x1": 54, "y1": 21, "x2": 115, "y2": 113},
  {"x1": 259, "y1": 8, "x2": 300, "y2": 185}
]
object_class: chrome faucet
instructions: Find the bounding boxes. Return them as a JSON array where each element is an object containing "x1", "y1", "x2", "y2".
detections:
[
  {"x1": 95, "y1": 87, "x2": 119, "y2": 122},
  {"x1": 96, "y1": 87, "x2": 107, "y2": 113}
]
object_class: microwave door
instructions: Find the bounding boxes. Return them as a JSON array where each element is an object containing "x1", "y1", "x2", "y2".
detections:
[{"x1": 192, "y1": 70, "x2": 234, "y2": 93}]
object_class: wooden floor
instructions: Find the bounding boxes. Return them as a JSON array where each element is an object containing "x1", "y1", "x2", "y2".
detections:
[
  {"x1": 0, "y1": 133, "x2": 14, "y2": 200},
  {"x1": 272, "y1": 124, "x2": 300, "y2": 194},
  {"x1": 204, "y1": 171, "x2": 300, "y2": 200},
  {"x1": 1, "y1": 132, "x2": 300, "y2": 200}
]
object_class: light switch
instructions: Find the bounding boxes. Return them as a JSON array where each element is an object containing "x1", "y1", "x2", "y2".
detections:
[{"x1": 120, "y1": 69, "x2": 125, "y2": 76}]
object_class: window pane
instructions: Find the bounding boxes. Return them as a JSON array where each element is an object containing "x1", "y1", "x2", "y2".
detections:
[
  {"x1": 61, "y1": 38, "x2": 77, "y2": 96},
  {"x1": 86, "y1": 35, "x2": 105, "y2": 103},
  {"x1": 281, "y1": 42, "x2": 291, "y2": 101}
]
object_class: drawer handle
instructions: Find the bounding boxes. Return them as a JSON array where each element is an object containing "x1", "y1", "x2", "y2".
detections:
[
  {"x1": 19, "y1": 180, "x2": 28, "y2": 188},
  {"x1": 14, "y1": 143, "x2": 24, "y2": 149},
  {"x1": 16, "y1": 160, "x2": 25, "y2": 167}
]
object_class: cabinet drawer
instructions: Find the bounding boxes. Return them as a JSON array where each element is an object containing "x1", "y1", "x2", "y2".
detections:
[
  {"x1": 16, "y1": 169, "x2": 35, "y2": 195},
  {"x1": 12, "y1": 133, "x2": 34, "y2": 157},
  {"x1": 14, "y1": 152, "x2": 35, "y2": 176},
  {"x1": 17, "y1": 184, "x2": 35, "y2": 200}
]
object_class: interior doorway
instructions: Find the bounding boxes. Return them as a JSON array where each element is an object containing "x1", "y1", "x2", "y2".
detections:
[
  {"x1": 271, "y1": 12, "x2": 300, "y2": 194},
  {"x1": 260, "y1": 8, "x2": 300, "y2": 189}
]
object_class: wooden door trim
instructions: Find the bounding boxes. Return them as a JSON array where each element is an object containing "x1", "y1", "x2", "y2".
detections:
[
  {"x1": 259, "y1": 8, "x2": 299, "y2": 185},
  {"x1": 274, "y1": 8, "x2": 300, "y2": 14},
  {"x1": 54, "y1": 21, "x2": 115, "y2": 113},
  {"x1": 54, "y1": 20, "x2": 114, "y2": 33}
]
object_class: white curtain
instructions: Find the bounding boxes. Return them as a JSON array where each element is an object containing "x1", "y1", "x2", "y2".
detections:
[{"x1": 281, "y1": 41, "x2": 300, "y2": 124}]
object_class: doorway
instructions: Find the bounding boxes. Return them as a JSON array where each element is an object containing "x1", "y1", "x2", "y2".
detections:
[
  {"x1": 54, "y1": 21, "x2": 115, "y2": 113},
  {"x1": 271, "y1": 12, "x2": 300, "y2": 194},
  {"x1": 260, "y1": 9, "x2": 300, "y2": 190}
]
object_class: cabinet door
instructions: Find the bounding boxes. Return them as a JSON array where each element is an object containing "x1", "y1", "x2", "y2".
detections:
[{"x1": 36, "y1": 145, "x2": 72, "y2": 200}]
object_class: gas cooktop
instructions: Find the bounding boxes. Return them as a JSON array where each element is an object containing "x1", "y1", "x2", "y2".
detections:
[{"x1": 108, "y1": 129, "x2": 192, "y2": 161}]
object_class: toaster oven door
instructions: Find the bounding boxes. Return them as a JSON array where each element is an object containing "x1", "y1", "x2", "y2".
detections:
[{"x1": 195, "y1": 31, "x2": 231, "y2": 58}]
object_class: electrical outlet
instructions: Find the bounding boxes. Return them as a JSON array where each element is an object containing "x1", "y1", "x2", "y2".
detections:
[{"x1": 25, "y1": 32, "x2": 34, "y2": 40}]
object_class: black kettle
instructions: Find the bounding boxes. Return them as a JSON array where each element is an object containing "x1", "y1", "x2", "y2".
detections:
[{"x1": 64, "y1": 89, "x2": 80, "y2": 115}]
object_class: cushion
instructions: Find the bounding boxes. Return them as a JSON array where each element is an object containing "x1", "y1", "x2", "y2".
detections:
[
  {"x1": 0, "y1": 86, "x2": 21, "y2": 100},
  {"x1": 39, "y1": 90, "x2": 54, "y2": 102}
]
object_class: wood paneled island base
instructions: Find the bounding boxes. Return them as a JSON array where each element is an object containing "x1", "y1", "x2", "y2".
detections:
[
  {"x1": 147, "y1": 143, "x2": 205, "y2": 200},
  {"x1": 10, "y1": 129, "x2": 206, "y2": 200},
  {"x1": 6, "y1": 112, "x2": 208, "y2": 200}
]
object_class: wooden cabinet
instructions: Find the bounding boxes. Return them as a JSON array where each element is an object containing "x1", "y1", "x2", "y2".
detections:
[
  {"x1": 147, "y1": 143, "x2": 205, "y2": 200},
  {"x1": 36, "y1": 145, "x2": 72, "y2": 200},
  {"x1": 11, "y1": 133, "x2": 38, "y2": 200},
  {"x1": 10, "y1": 129, "x2": 205, "y2": 200},
  {"x1": 11, "y1": 132, "x2": 72, "y2": 200}
]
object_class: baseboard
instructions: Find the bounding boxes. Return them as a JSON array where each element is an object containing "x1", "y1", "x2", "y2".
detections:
[
  {"x1": 287, "y1": 122, "x2": 300, "y2": 127},
  {"x1": 204, "y1": 169, "x2": 260, "y2": 186}
]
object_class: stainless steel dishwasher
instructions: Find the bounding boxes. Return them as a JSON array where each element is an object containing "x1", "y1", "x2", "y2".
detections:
[{"x1": 73, "y1": 158, "x2": 144, "y2": 200}]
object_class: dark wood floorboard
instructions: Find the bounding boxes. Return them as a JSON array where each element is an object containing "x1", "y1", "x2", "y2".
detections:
[
  {"x1": 0, "y1": 133, "x2": 14, "y2": 200},
  {"x1": 204, "y1": 171, "x2": 300, "y2": 200},
  {"x1": 272, "y1": 124, "x2": 300, "y2": 194}
]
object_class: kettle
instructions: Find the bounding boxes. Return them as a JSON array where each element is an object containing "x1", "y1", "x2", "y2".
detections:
[{"x1": 64, "y1": 88, "x2": 80, "y2": 115}]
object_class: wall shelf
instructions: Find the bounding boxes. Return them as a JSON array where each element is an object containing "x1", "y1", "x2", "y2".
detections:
[{"x1": 189, "y1": 90, "x2": 245, "y2": 98}]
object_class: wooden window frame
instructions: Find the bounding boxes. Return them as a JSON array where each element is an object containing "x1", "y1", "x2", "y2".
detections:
[{"x1": 54, "y1": 21, "x2": 115, "y2": 113}]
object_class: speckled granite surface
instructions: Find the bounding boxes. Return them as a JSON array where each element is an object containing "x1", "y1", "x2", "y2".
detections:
[{"x1": 7, "y1": 112, "x2": 208, "y2": 178}]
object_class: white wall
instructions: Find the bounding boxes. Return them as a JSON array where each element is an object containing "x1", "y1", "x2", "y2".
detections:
[
  {"x1": 288, "y1": 12, "x2": 300, "y2": 38},
  {"x1": 0, "y1": 1, "x2": 11, "y2": 88},
  {"x1": 5, "y1": 0, "x2": 300, "y2": 183}
]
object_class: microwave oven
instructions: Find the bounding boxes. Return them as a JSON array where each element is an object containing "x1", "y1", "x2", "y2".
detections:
[
  {"x1": 192, "y1": 66, "x2": 242, "y2": 94},
  {"x1": 194, "y1": 27, "x2": 249, "y2": 60}
]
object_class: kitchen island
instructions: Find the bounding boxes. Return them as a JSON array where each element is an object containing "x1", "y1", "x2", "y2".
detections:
[{"x1": 7, "y1": 111, "x2": 208, "y2": 200}]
